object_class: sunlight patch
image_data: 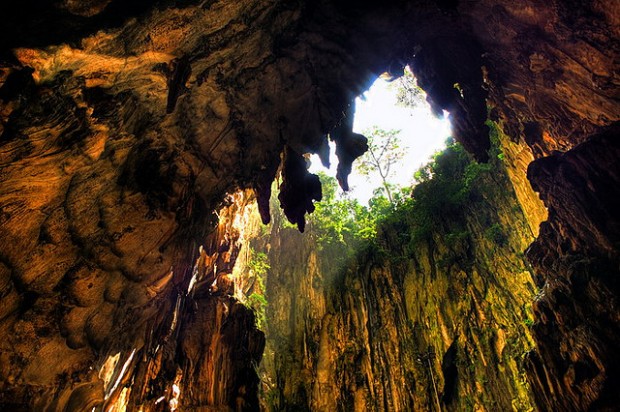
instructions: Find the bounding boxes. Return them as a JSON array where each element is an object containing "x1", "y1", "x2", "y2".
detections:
[{"x1": 309, "y1": 69, "x2": 451, "y2": 204}]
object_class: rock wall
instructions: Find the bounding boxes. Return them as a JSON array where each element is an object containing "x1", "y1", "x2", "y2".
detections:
[
  {"x1": 0, "y1": 0, "x2": 618, "y2": 409},
  {"x1": 0, "y1": 1, "x2": 407, "y2": 408},
  {"x1": 524, "y1": 127, "x2": 620, "y2": 412},
  {"x1": 258, "y1": 154, "x2": 540, "y2": 411},
  {"x1": 0, "y1": 188, "x2": 264, "y2": 411}
]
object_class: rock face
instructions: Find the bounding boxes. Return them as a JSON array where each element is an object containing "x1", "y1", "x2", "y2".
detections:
[
  {"x1": 257, "y1": 149, "x2": 540, "y2": 411},
  {"x1": 0, "y1": 0, "x2": 618, "y2": 410},
  {"x1": 524, "y1": 127, "x2": 620, "y2": 411}
]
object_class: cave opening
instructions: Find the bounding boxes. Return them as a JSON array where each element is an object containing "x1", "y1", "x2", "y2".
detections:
[
  {"x1": 308, "y1": 68, "x2": 452, "y2": 205},
  {"x1": 215, "y1": 68, "x2": 544, "y2": 411}
]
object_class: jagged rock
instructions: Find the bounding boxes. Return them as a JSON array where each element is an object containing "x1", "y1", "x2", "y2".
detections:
[
  {"x1": 409, "y1": 34, "x2": 490, "y2": 161},
  {"x1": 524, "y1": 125, "x2": 620, "y2": 411},
  {"x1": 330, "y1": 102, "x2": 369, "y2": 191},
  {"x1": 277, "y1": 146, "x2": 322, "y2": 232}
]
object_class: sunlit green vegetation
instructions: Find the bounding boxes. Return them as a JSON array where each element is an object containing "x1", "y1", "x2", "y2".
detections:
[
  {"x1": 393, "y1": 66, "x2": 425, "y2": 109},
  {"x1": 306, "y1": 138, "x2": 497, "y2": 257},
  {"x1": 245, "y1": 247, "x2": 269, "y2": 329},
  {"x1": 355, "y1": 126, "x2": 404, "y2": 203}
]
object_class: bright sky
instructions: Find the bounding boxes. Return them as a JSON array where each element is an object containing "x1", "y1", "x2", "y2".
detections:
[{"x1": 309, "y1": 77, "x2": 452, "y2": 204}]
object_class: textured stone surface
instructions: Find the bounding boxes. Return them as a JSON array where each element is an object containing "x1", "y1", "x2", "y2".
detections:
[
  {"x1": 256, "y1": 158, "x2": 539, "y2": 412},
  {"x1": 524, "y1": 126, "x2": 620, "y2": 411},
  {"x1": 0, "y1": 0, "x2": 618, "y2": 410}
]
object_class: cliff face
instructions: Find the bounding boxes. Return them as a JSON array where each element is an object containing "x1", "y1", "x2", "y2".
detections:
[
  {"x1": 524, "y1": 127, "x2": 620, "y2": 411},
  {"x1": 0, "y1": 188, "x2": 264, "y2": 410},
  {"x1": 0, "y1": 0, "x2": 618, "y2": 410},
  {"x1": 258, "y1": 149, "x2": 541, "y2": 411}
]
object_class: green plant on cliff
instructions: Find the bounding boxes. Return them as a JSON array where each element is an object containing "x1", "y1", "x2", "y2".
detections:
[
  {"x1": 486, "y1": 119, "x2": 505, "y2": 162},
  {"x1": 308, "y1": 173, "x2": 399, "y2": 251},
  {"x1": 376, "y1": 138, "x2": 491, "y2": 247},
  {"x1": 248, "y1": 248, "x2": 270, "y2": 278},
  {"x1": 308, "y1": 173, "x2": 372, "y2": 244},
  {"x1": 485, "y1": 223, "x2": 507, "y2": 246},
  {"x1": 392, "y1": 66, "x2": 425, "y2": 108},
  {"x1": 307, "y1": 139, "x2": 496, "y2": 259},
  {"x1": 246, "y1": 247, "x2": 269, "y2": 329},
  {"x1": 246, "y1": 292, "x2": 268, "y2": 329},
  {"x1": 263, "y1": 123, "x2": 537, "y2": 410}
]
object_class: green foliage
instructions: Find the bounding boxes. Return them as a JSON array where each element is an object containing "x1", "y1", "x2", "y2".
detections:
[
  {"x1": 485, "y1": 119, "x2": 505, "y2": 162},
  {"x1": 484, "y1": 223, "x2": 507, "y2": 246},
  {"x1": 463, "y1": 161, "x2": 492, "y2": 189},
  {"x1": 392, "y1": 66, "x2": 425, "y2": 108},
  {"x1": 276, "y1": 137, "x2": 498, "y2": 272},
  {"x1": 445, "y1": 230, "x2": 471, "y2": 248},
  {"x1": 246, "y1": 292, "x2": 268, "y2": 329},
  {"x1": 355, "y1": 126, "x2": 404, "y2": 203},
  {"x1": 307, "y1": 174, "x2": 415, "y2": 251},
  {"x1": 355, "y1": 127, "x2": 404, "y2": 177},
  {"x1": 399, "y1": 141, "x2": 485, "y2": 244},
  {"x1": 259, "y1": 221, "x2": 272, "y2": 237},
  {"x1": 309, "y1": 173, "x2": 364, "y2": 248},
  {"x1": 413, "y1": 166, "x2": 432, "y2": 183},
  {"x1": 245, "y1": 247, "x2": 269, "y2": 329},
  {"x1": 248, "y1": 249, "x2": 270, "y2": 277},
  {"x1": 304, "y1": 138, "x2": 497, "y2": 260}
]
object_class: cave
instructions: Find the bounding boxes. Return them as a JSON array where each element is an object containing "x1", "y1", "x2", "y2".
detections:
[{"x1": 0, "y1": 1, "x2": 618, "y2": 411}]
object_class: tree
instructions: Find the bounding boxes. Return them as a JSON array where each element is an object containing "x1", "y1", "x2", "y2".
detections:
[
  {"x1": 310, "y1": 172, "x2": 361, "y2": 248},
  {"x1": 355, "y1": 126, "x2": 404, "y2": 203},
  {"x1": 392, "y1": 66, "x2": 425, "y2": 109}
]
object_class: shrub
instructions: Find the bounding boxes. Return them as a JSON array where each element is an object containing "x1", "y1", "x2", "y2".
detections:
[{"x1": 484, "y1": 223, "x2": 507, "y2": 246}]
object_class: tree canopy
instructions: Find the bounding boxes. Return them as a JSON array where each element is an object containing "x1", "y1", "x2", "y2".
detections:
[
  {"x1": 303, "y1": 139, "x2": 495, "y2": 254},
  {"x1": 355, "y1": 126, "x2": 404, "y2": 203}
]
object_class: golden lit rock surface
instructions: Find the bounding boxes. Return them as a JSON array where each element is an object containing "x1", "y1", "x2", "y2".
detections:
[{"x1": 254, "y1": 157, "x2": 538, "y2": 411}]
